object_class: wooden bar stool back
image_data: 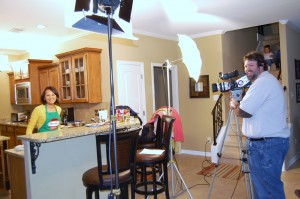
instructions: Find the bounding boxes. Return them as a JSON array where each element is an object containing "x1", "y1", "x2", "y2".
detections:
[
  {"x1": 134, "y1": 115, "x2": 175, "y2": 199},
  {"x1": 82, "y1": 127, "x2": 141, "y2": 199}
]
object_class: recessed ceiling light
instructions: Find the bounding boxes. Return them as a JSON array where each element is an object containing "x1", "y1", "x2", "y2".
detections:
[
  {"x1": 9, "y1": 28, "x2": 25, "y2": 33},
  {"x1": 36, "y1": 24, "x2": 47, "y2": 29}
]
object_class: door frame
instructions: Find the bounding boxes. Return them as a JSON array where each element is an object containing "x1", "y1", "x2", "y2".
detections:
[{"x1": 151, "y1": 62, "x2": 180, "y2": 113}]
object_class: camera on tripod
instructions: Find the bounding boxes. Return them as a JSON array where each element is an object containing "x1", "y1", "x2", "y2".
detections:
[{"x1": 211, "y1": 70, "x2": 251, "y2": 101}]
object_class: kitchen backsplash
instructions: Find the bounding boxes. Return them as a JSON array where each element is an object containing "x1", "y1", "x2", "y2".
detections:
[
  {"x1": 21, "y1": 102, "x2": 110, "y2": 123},
  {"x1": 72, "y1": 102, "x2": 110, "y2": 123}
]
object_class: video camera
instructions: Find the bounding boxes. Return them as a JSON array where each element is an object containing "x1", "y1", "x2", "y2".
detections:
[{"x1": 212, "y1": 70, "x2": 251, "y2": 101}]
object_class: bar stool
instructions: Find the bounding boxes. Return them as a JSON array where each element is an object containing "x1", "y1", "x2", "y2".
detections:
[
  {"x1": 82, "y1": 127, "x2": 140, "y2": 199},
  {"x1": 137, "y1": 116, "x2": 162, "y2": 150},
  {"x1": 134, "y1": 115, "x2": 175, "y2": 199},
  {"x1": 136, "y1": 116, "x2": 163, "y2": 182}
]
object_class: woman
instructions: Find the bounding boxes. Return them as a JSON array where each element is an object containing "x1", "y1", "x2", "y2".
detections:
[{"x1": 26, "y1": 86, "x2": 62, "y2": 134}]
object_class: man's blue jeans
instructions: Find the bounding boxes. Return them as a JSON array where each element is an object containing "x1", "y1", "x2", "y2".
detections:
[{"x1": 246, "y1": 137, "x2": 289, "y2": 199}]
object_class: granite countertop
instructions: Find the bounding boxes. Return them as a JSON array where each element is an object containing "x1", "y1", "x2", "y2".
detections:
[
  {"x1": 17, "y1": 118, "x2": 141, "y2": 143},
  {"x1": 0, "y1": 121, "x2": 29, "y2": 127},
  {"x1": 0, "y1": 136, "x2": 10, "y2": 141},
  {"x1": 5, "y1": 148, "x2": 24, "y2": 158}
]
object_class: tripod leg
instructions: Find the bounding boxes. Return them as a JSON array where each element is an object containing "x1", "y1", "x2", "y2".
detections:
[
  {"x1": 207, "y1": 109, "x2": 233, "y2": 199},
  {"x1": 234, "y1": 114, "x2": 254, "y2": 199}
]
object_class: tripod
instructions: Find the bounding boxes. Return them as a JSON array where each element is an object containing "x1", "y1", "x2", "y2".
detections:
[{"x1": 207, "y1": 108, "x2": 254, "y2": 199}]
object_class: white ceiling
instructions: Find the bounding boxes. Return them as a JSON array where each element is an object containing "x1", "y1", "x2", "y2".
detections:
[{"x1": 1, "y1": 0, "x2": 300, "y2": 55}]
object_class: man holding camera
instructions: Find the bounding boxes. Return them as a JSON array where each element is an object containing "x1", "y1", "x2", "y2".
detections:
[{"x1": 230, "y1": 51, "x2": 289, "y2": 199}]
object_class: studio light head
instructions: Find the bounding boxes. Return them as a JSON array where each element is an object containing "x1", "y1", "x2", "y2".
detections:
[
  {"x1": 74, "y1": 0, "x2": 132, "y2": 21},
  {"x1": 73, "y1": 0, "x2": 134, "y2": 37}
]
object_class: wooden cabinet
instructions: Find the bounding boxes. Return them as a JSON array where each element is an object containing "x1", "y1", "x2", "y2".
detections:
[
  {"x1": 7, "y1": 73, "x2": 15, "y2": 104},
  {"x1": 0, "y1": 125, "x2": 28, "y2": 149},
  {"x1": 6, "y1": 150, "x2": 26, "y2": 199},
  {"x1": 0, "y1": 139, "x2": 9, "y2": 190},
  {"x1": 38, "y1": 63, "x2": 60, "y2": 95},
  {"x1": 0, "y1": 126, "x2": 14, "y2": 149},
  {"x1": 56, "y1": 48, "x2": 102, "y2": 103},
  {"x1": 7, "y1": 59, "x2": 53, "y2": 105}
]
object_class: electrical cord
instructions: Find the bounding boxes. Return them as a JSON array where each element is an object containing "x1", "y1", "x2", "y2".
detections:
[
  {"x1": 230, "y1": 165, "x2": 243, "y2": 199},
  {"x1": 185, "y1": 140, "x2": 212, "y2": 190}
]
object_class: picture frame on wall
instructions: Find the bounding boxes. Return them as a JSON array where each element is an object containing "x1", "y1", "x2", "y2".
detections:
[
  {"x1": 189, "y1": 75, "x2": 210, "y2": 98},
  {"x1": 296, "y1": 83, "x2": 300, "y2": 103},
  {"x1": 295, "y1": 59, "x2": 300, "y2": 79}
]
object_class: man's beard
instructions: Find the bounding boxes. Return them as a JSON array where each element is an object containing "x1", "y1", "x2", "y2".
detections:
[{"x1": 246, "y1": 71, "x2": 259, "y2": 82}]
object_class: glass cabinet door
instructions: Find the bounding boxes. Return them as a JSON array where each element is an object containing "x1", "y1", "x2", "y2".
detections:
[
  {"x1": 60, "y1": 58, "x2": 72, "y2": 102},
  {"x1": 72, "y1": 54, "x2": 88, "y2": 102}
]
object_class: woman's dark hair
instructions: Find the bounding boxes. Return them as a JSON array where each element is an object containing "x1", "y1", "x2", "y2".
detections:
[
  {"x1": 264, "y1": 45, "x2": 271, "y2": 50},
  {"x1": 41, "y1": 86, "x2": 60, "y2": 104},
  {"x1": 243, "y1": 51, "x2": 268, "y2": 71}
]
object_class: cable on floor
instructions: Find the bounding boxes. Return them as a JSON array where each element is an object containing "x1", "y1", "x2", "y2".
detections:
[{"x1": 187, "y1": 140, "x2": 213, "y2": 190}]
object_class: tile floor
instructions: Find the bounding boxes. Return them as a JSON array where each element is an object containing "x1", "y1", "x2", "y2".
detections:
[{"x1": 0, "y1": 153, "x2": 299, "y2": 199}]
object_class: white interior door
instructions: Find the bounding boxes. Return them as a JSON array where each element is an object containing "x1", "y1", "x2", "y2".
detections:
[{"x1": 117, "y1": 61, "x2": 147, "y2": 124}]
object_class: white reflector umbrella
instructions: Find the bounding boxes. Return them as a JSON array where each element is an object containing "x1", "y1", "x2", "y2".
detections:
[{"x1": 177, "y1": 34, "x2": 202, "y2": 81}]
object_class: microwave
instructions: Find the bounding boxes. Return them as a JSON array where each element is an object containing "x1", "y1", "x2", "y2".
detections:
[
  {"x1": 11, "y1": 112, "x2": 27, "y2": 122},
  {"x1": 15, "y1": 82, "x2": 31, "y2": 105}
]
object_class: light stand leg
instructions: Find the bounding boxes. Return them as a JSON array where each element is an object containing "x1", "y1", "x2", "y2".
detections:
[
  {"x1": 165, "y1": 61, "x2": 193, "y2": 199},
  {"x1": 169, "y1": 155, "x2": 194, "y2": 198}
]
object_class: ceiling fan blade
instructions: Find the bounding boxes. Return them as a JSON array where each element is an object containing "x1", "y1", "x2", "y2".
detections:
[
  {"x1": 119, "y1": 0, "x2": 133, "y2": 22},
  {"x1": 74, "y1": 0, "x2": 91, "y2": 12}
]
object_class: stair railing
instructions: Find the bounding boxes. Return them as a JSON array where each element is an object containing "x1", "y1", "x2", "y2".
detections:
[{"x1": 211, "y1": 93, "x2": 223, "y2": 146}]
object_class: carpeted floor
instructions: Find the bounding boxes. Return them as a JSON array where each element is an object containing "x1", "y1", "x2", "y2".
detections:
[{"x1": 197, "y1": 163, "x2": 244, "y2": 180}]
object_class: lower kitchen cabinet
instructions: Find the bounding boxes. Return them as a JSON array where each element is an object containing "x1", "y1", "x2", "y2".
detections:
[
  {"x1": 0, "y1": 139, "x2": 9, "y2": 190},
  {"x1": 0, "y1": 125, "x2": 32, "y2": 149},
  {"x1": 5, "y1": 149, "x2": 26, "y2": 199}
]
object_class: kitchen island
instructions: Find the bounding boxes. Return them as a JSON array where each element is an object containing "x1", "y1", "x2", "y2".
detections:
[
  {"x1": 17, "y1": 119, "x2": 141, "y2": 199},
  {"x1": 5, "y1": 149, "x2": 26, "y2": 199},
  {"x1": 0, "y1": 136, "x2": 9, "y2": 190}
]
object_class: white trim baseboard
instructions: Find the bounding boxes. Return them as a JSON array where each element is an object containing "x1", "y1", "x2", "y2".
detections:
[{"x1": 180, "y1": 149, "x2": 211, "y2": 157}]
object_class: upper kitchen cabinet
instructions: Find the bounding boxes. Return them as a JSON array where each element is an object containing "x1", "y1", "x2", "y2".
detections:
[
  {"x1": 7, "y1": 59, "x2": 53, "y2": 105},
  {"x1": 38, "y1": 63, "x2": 60, "y2": 95},
  {"x1": 7, "y1": 72, "x2": 15, "y2": 104},
  {"x1": 55, "y1": 48, "x2": 102, "y2": 103}
]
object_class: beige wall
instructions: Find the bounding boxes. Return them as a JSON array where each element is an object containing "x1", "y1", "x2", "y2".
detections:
[
  {"x1": 0, "y1": 72, "x2": 22, "y2": 120},
  {"x1": 0, "y1": 53, "x2": 28, "y2": 120},
  {"x1": 221, "y1": 27, "x2": 258, "y2": 118},
  {"x1": 180, "y1": 35, "x2": 224, "y2": 151},
  {"x1": 279, "y1": 22, "x2": 300, "y2": 164}
]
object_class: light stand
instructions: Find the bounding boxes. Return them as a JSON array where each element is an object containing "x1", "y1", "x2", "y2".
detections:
[
  {"x1": 73, "y1": 1, "x2": 134, "y2": 198},
  {"x1": 105, "y1": 7, "x2": 120, "y2": 199},
  {"x1": 165, "y1": 60, "x2": 194, "y2": 199}
]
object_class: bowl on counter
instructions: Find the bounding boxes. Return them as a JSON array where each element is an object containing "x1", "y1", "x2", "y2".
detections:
[{"x1": 65, "y1": 121, "x2": 85, "y2": 128}]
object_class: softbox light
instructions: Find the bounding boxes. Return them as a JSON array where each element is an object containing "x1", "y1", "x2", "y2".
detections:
[
  {"x1": 72, "y1": 0, "x2": 134, "y2": 36},
  {"x1": 72, "y1": 14, "x2": 124, "y2": 35}
]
